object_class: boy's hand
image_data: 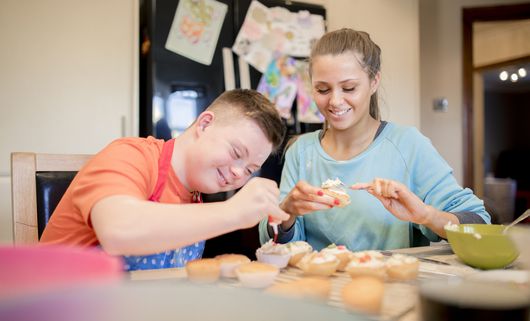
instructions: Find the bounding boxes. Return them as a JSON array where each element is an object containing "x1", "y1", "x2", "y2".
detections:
[
  {"x1": 228, "y1": 177, "x2": 289, "y2": 229},
  {"x1": 280, "y1": 180, "x2": 337, "y2": 216}
]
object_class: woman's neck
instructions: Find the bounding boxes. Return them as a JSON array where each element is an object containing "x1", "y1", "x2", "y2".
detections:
[{"x1": 321, "y1": 117, "x2": 381, "y2": 161}]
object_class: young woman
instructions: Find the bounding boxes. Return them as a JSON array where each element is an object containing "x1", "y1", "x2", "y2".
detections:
[{"x1": 259, "y1": 28, "x2": 490, "y2": 251}]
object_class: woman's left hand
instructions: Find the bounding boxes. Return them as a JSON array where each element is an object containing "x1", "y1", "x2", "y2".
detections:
[{"x1": 351, "y1": 178, "x2": 431, "y2": 225}]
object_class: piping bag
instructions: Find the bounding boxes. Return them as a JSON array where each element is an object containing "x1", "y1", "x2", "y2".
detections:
[{"x1": 268, "y1": 216, "x2": 279, "y2": 243}]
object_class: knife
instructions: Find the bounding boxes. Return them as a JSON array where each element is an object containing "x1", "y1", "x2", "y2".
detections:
[{"x1": 380, "y1": 250, "x2": 451, "y2": 266}]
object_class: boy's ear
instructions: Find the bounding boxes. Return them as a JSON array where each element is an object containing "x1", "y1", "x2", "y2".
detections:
[{"x1": 195, "y1": 111, "x2": 215, "y2": 135}]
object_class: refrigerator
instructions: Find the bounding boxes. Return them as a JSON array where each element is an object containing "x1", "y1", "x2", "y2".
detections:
[{"x1": 139, "y1": 0, "x2": 326, "y2": 259}]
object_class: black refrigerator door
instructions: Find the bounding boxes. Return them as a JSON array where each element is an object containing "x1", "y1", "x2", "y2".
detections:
[
  {"x1": 234, "y1": 0, "x2": 326, "y2": 185},
  {"x1": 139, "y1": 0, "x2": 325, "y2": 260},
  {"x1": 140, "y1": 0, "x2": 236, "y2": 139}
]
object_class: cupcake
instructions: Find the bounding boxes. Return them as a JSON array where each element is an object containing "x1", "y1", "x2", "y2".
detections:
[
  {"x1": 185, "y1": 258, "x2": 221, "y2": 283},
  {"x1": 235, "y1": 261, "x2": 279, "y2": 288},
  {"x1": 215, "y1": 254, "x2": 251, "y2": 278},
  {"x1": 297, "y1": 251, "x2": 340, "y2": 277},
  {"x1": 320, "y1": 244, "x2": 352, "y2": 271},
  {"x1": 345, "y1": 251, "x2": 386, "y2": 280},
  {"x1": 385, "y1": 254, "x2": 419, "y2": 280},
  {"x1": 342, "y1": 276, "x2": 385, "y2": 314},
  {"x1": 321, "y1": 178, "x2": 350, "y2": 207},
  {"x1": 256, "y1": 240, "x2": 291, "y2": 268},
  {"x1": 265, "y1": 277, "x2": 331, "y2": 301},
  {"x1": 285, "y1": 241, "x2": 313, "y2": 267}
]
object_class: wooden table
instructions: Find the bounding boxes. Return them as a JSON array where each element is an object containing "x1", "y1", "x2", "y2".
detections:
[{"x1": 129, "y1": 243, "x2": 481, "y2": 321}]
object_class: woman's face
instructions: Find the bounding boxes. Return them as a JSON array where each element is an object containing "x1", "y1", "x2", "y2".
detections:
[{"x1": 311, "y1": 52, "x2": 380, "y2": 131}]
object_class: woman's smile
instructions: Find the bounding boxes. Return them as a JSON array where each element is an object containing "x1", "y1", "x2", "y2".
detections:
[{"x1": 329, "y1": 107, "x2": 352, "y2": 117}]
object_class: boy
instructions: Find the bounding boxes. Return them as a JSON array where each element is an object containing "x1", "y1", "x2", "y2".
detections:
[{"x1": 41, "y1": 89, "x2": 289, "y2": 270}]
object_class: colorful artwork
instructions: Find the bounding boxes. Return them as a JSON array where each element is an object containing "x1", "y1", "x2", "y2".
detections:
[
  {"x1": 285, "y1": 10, "x2": 325, "y2": 57},
  {"x1": 232, "y1": 1, "x2": 275, "y2": 73},
  {"x1": 295, "y1": 61, "x2": 324, "y2": 123},
  {"x1": 233, "y1": 1, "x2": 325, "y2": 72},
  {"x1": 165, "y1": 0, "x2": 227, "y2": 66},
  {"x1": 257, "y1": 56, "x2": 323, "y2": 123},
  {"x1": 257, "y1": 55, "x2": 298, "y2": 119}
]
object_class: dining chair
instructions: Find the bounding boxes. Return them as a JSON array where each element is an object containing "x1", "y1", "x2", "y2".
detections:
[{"x1": 11, "y1": 152, "x2": 93, "y2": 245}]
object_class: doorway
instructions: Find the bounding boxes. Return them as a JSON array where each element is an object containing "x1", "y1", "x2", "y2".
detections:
[
  {"x1": 475, "y1": 58, "x2": 530, "y2": 223},
  {"x1": 463, "y1": 4, "x2": 530, "y2": 222}
]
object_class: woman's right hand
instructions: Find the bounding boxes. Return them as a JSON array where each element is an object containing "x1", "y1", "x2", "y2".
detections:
[{"x1": 280, "y1": 180, "x2": 337, "y2": 217}]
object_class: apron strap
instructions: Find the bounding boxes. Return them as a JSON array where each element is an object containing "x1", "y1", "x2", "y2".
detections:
[{"x1": 148, "y1": 139, "x2": 176, "y2": 202}]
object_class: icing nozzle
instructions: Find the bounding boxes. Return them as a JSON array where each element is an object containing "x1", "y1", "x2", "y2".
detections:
[{"x1": 268, "y1": 216, "x2": 279, "y2": 242}]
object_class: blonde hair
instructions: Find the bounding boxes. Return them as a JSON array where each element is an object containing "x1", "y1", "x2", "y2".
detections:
[
  {"x1": 207, "y1": 89, "x2": 285, "y2": 153},
  {"x1": 309, "y1": 28, "x2": 381, "y2": 120}
]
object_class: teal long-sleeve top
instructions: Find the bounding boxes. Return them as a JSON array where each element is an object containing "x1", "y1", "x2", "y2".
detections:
[{"x1": 258, "y1": 122, "x2": 490, "y2": 251}]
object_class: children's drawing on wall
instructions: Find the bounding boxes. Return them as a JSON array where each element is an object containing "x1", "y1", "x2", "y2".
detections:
[
  {"x1": 270, "y1": 8, "x2": 325, "y2": 58},
  {"x1": 232, "y1": 1, "x2": 277, "y2": 73},
  {"x1": 232, "y1": 0, "x2": 325, "y2": 73},
  {"x1": 257, "y1": 55, "x2": 298, "y2": 119},
  {"x1": 165, "y1": 0, "x2": 227, "y2": 65},
  {"x1": 296, "y1": 60, "x2": 324, "y2": 123}
]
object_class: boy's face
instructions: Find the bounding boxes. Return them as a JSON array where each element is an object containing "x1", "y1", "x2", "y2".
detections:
[{"x1": 186, "y1": 112, "x2": 272, "y2": 193}]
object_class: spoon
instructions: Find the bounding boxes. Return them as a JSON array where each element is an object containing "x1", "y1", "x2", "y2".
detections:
[{"x1": 503, "y1": 209, "x2": 530, "y2": 234}]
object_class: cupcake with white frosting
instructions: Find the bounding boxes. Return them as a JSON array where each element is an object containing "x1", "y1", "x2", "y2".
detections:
[
  {"x1": 297, "y1": 251, "x2": 340, "y2": 277},
  {"x1": 320, "y1": 244, "x2": 352, "y2": 271},
  {"x1": 256, "y1": 240, "x2": 291, "y2": 268},
  {"x1": 321, "y1": 178, "x2": 350, "y2": 207},
  {"x1": 345, "y1": 251, "x2": 386, "y2": 280},
  {"x1": 385, "y1": 254, "x2": 419, "y2": 280},
  {"x1": 285, "y1": 241, "x2": 313, "y2": 266}
]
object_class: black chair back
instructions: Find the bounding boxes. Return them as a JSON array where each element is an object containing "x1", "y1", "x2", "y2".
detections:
[{"x1": 35, "y1": 171, "x2": 77, "y2": 237}]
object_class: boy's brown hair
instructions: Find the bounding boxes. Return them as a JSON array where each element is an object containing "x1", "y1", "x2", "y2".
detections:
[{"x1": 207, "y1": 89, "x2": 286, "y2": 153}]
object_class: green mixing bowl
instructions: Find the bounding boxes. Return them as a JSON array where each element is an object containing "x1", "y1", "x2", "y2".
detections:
[{"x1": 445, "y1": 224, "x2": 519, "y2": 270}]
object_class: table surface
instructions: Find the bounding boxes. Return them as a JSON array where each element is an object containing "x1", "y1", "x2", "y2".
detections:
[{"x1": 128, "y1": 243, "x2": 489, "y2": 321}]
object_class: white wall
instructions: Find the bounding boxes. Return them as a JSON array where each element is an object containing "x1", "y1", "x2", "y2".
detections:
[
  {"x1": 303, "y1": 0, "x2": 421, "y2": 127},
  {"x1": 419, "y1": 0, "x2": 529, "y2": 185},
  {"x1": 0, "y1": 0, "x2": 138, "y2": 243}
]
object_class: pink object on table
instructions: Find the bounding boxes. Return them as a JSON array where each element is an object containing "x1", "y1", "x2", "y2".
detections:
[{"x1": 0, "y1": 245, "x2": 123, "y2": 298}]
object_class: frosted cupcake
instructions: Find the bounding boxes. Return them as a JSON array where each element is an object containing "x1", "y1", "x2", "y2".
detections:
[
  {"x1": 256, "y1": 240, "x2": 291, "y2": 268},
  {"x1": 285, "y1": 241, "x2": 313, "y2": 267},
  {"x1": 321, "y1": 178, "x2": 350, "y2": 207},
  {"x1": 385, "y1": 254, "x2": 419, "y2": 280},
  {"x1": 320, "y1": 244, "x2": 352, "y2": 271},
  {"x1": 297, "y1": 251, "x2": 340, "y2": 277},
  {"x1": 345, "y1": 251, "x2": 386, "y2": 280}
]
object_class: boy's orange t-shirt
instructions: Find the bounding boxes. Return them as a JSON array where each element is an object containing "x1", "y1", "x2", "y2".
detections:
[{"x1": 40, "y1": 136, "x2": 193, "y2": 246}]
